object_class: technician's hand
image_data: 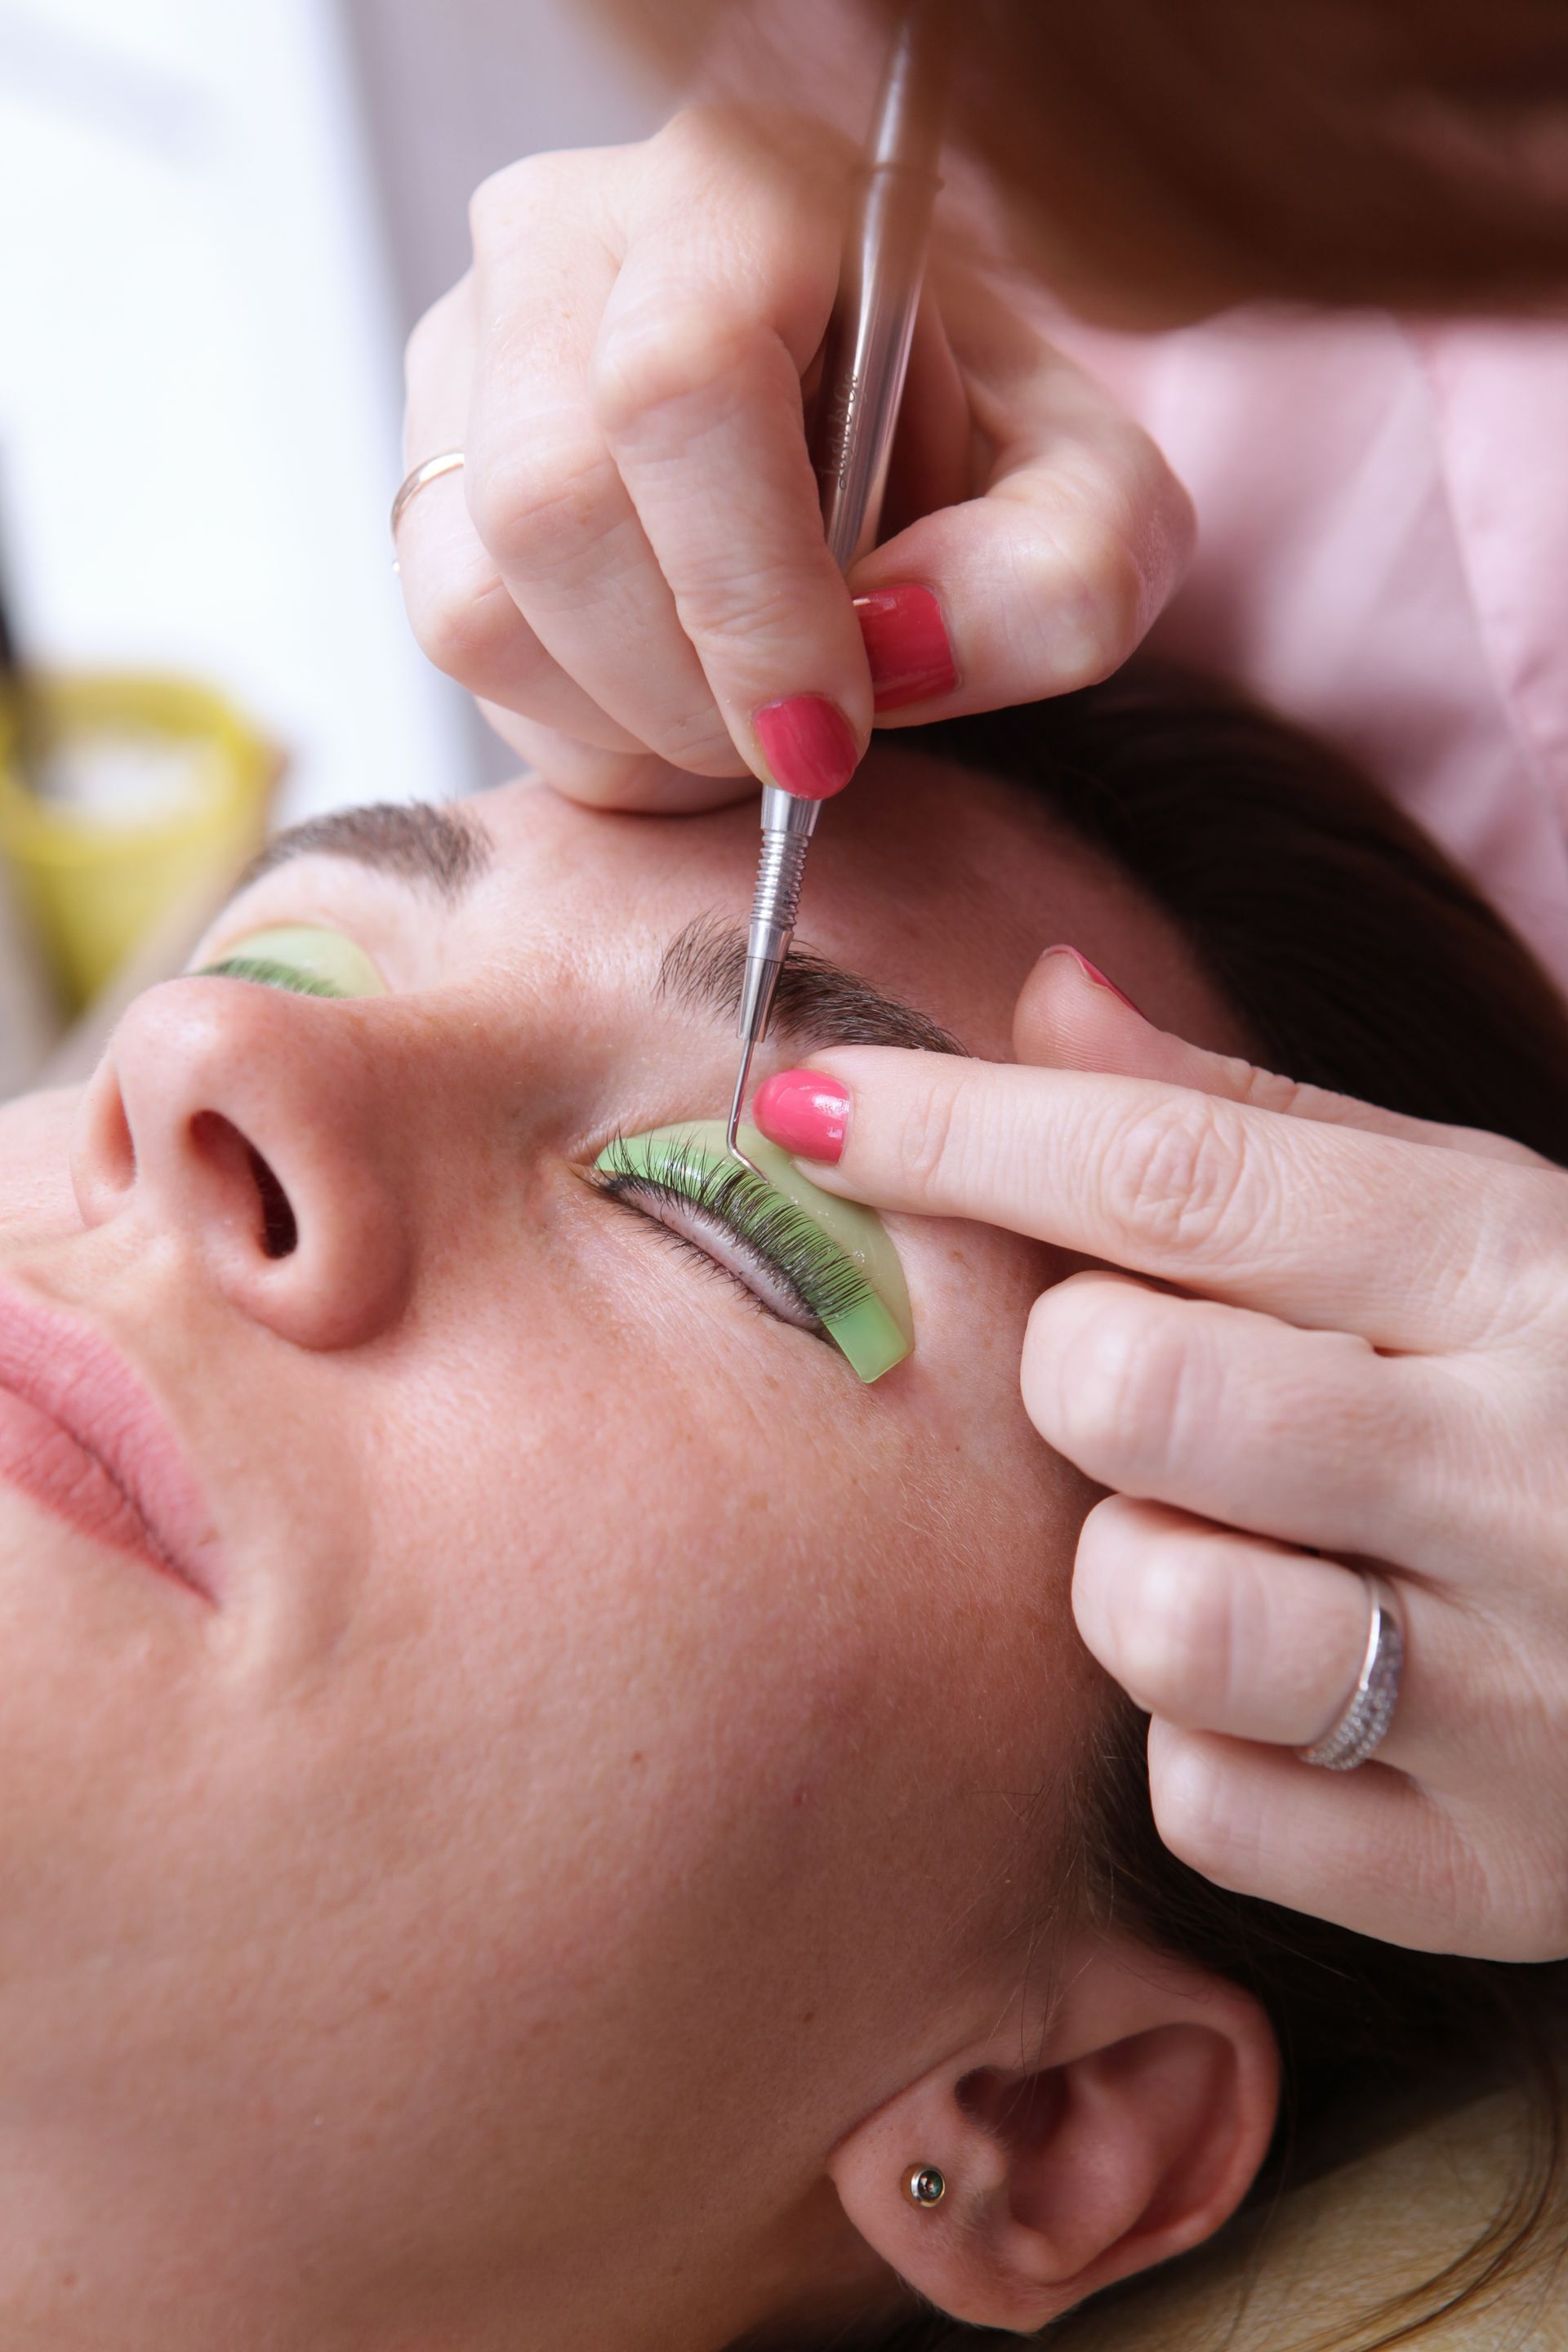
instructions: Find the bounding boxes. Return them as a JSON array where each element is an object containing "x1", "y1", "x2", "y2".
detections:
[
  {"x1": 751, "y1": 947, "x2": 1568, "y2": 1962},
  {"x1": 395, "y1": 109, "x2": 1193, "y2": 810}
]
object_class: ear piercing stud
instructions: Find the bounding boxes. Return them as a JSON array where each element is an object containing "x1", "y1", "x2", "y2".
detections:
[{"x1": 903, "y1": 2163, "x2": 947, "y2": 2208}]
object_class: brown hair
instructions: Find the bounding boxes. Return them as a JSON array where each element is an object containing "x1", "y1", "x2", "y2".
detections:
[
  {"x1": 605, "y1": 0, "x2": 1568, "y2": 316},
  {"x1": 770, "y1": 666, "x2": 1568, "y2": 2348}
]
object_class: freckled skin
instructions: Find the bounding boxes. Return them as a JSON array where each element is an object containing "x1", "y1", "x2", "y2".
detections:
[{"x1": 0, "y1": 749, "x2": 1240, "y2": 2350}]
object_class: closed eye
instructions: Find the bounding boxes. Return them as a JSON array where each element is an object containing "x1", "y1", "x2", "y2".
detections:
[
  {"x1": 194, "y1": 924, "x2": 385, "y2": 1000},
  {"x1": 595, "y1": 1132, "x2": 875, "y2": 1339},
  {"x1": 593, "y1": 1125, "x2": 913, "y2": 1388},
  {"x1": 599, "y1": 1178, "x2": 835, "y2": 1334}
]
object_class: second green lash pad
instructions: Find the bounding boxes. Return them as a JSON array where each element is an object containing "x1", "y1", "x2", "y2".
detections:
[
  {"x1": 598, "y1": 1122, "x2": 913, "y2": 1383},
  {"x1": 199, "y1": 924, "x2": 386, "y2": 999}
]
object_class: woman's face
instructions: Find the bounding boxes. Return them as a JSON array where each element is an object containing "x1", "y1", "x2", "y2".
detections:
[{"x1": 0, "y1": 751, "x2": 1235, "y2": 2346}]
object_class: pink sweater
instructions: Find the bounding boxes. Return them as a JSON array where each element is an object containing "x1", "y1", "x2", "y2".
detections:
[{"x1": 1057, "y1": 309, "x2": 1568, "y2": 996}]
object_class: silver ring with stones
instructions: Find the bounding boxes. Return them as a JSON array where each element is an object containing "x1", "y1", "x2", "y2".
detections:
[{"x1": 1297, "y1": 1570, "x2": 1405, "y2": 1772}]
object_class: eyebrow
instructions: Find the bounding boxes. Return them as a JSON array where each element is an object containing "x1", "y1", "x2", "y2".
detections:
[
  {"x1": 238, "y1": 802, "x2": 492, "y2": 902},
  {"x1": 659, "y1": 915, "x2": 965, "y2": 1055},
  {"x1": 231, "y1": 819, "x2": 964, "y2": 1053}
]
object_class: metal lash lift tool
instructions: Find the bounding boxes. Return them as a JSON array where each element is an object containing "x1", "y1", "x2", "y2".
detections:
[{"x1": 724, "y1": 0, "x2": 948, "y2": 1165}]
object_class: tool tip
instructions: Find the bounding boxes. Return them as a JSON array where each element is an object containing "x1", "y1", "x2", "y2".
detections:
[{"x1": 725, "y1": 1039, "x2": 768, "y2": 1176}]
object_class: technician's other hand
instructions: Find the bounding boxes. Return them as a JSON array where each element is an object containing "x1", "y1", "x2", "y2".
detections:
[
  {"x1": 751, "y1": 947, "x2": 1568, "y2": 1962},
  {"x1": 396, "y1": 109, "x2": 1193, "y2": 810}
]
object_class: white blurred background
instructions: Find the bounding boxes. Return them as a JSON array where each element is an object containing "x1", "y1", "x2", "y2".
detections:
[{"x1": 0, "y1": 0, "x2": 664, "y2": 826}]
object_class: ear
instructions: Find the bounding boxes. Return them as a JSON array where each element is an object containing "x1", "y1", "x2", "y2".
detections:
[{"x1": 826, "y1": 1931, "x2": 1278, "y2": 2334}]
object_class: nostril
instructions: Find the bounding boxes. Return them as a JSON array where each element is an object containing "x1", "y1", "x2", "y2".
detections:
[
  {"x1": 187, "y1": 1112, "x2": 299, "y2": 1260},
  {"x1": 247, "y1": 1146, "x2": 298, "y2": 1260}
]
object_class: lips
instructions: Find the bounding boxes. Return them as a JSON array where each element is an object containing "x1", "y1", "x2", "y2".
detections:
[{"x1": 0, "y1": 1281, "x2": 221, "y2": 1602}]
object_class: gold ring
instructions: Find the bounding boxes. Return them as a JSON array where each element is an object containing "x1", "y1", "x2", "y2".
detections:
[{"x1": 390, "y1": 451, "x2": 465, "y2": 538}]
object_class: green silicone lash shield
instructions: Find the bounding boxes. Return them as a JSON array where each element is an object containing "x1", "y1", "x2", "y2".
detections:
[
  {"x1": 198, "y1": 924, "x2": 386, "y2": 999},
  {"x1": 597, "y1": 1122, "x2": 913, "y2": 1383}
]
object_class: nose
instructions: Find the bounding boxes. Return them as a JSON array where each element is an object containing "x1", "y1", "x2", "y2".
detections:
[{"x1": 70, "y1": 979, "x2": 414, "y2": 1350}]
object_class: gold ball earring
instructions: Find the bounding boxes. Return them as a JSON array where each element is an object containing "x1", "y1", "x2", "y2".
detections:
[{"x1": 903, "y1": 2163, "x2": 947, "y2": 2208}]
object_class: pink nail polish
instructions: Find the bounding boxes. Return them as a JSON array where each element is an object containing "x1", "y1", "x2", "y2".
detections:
[
  {"x1": 752, "y1": 1068, "x2": 849, "y2": 1163},
  {"x1": 753, "y1": 695, "x2": 860, "y2": 801},
  {"x1": 853, "y1": 584, "x2": 957, "y2": 712},
  {"x1": 1042, "y1": 944, "x2": 1145, "y2": 1016}
]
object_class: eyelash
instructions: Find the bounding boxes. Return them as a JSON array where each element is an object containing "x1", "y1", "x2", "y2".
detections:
[
  {"x1": 198, "y1": 956, "x2": 346, "y2": 999},
  {"x1": 595, "y1": 1132, "x2": 874, "y2": 1338}
]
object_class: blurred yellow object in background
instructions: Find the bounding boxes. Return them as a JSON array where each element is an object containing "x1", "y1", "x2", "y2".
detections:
[{"x1": 0, "y1": 674, "x2": 275, "y2": 1013}]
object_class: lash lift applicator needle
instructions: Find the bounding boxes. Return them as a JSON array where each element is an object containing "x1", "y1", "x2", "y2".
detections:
[{"x1": 724, "y1": 0, "x2": 948, "y2": 1168}]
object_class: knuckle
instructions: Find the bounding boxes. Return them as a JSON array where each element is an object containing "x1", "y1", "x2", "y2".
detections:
[
  {"x1": 404, "y1": 567, "x2": 503, "y2": 682},
  {"x1": 467, "y1": 152, "x2": 567, "y2": 247},
  {"x1": 647, "y1": 104, "x2": 844, "y2": 212},
  {"x1": 1113, "y1": 421, "x2": 1194, "y2": 556},
  {"x1": 648, "y1": 101, "x2": 740, "y2": 175},
  {"x1": 1021, "y1": 423, "x2": 1197, "y2": 685},
  {"x1": 466, "y1": 158, "x2": 528, "y2": 247},
  {"x1": 1040, "y1": 528, "x2": 1146, "y2": 685},
  {"x1": 403, "y1": 564, "x2": 514, "y2": 688},
  {"x1": 667, "y1": 554, "x2": 831, "y2": 666},
  {"x1": 1116, "y1": 1543, "x2": 1232, "y2": 1721},
  {"x1": 893, "y1": 1075, "x2": 964, "y2": 1196},
  {"x1": 1105, "y1": 1096, "x2": 1257, "y2": 1267},
  {"x1": 1080, "y1": 542, "x2": 1147, "y2": 675},
  {"x1": 1149, "y1": 449, "x2": 1198, "y2": 572},
  {"x1": 404, "y1": 282, "x2": 468, "y2": 386},
  {"x1": 1049, "y1": 1290, "x2": 1196, "y2": 1486},
  {"x1": 1147, "y1": 1734, "x2": 1250, "y2": 1882},
  {"x1": 593, "y1": 302, "x2": 763, "y2": 441},
  {"x1": 467, "y1": 437, "x2": 617, "y2": 577},
  {"x1": 466, "y1": 166, "x2": 507, "y2": 247}
]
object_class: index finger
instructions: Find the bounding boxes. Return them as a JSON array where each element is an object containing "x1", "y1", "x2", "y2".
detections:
[
  {"x1": 593, "y1": 114, "x2": 871, "y2": 787},
  {"x1": 771, "y1": 1048, "x2": 1555, "y2": 1353}
]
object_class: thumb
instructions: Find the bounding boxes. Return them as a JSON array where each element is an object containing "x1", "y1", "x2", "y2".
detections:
[
  {"x1": 1016, "y1": 944, "x2": 1544, "y2": 1167},
  {"x1": 476, "y1": 706, "x2": 756, "y2": 813}
]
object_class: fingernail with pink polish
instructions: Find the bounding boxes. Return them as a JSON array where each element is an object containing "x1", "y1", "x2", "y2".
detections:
[
  {"x1": 754, "y1": 694, "x2": 860, "y2": 800},
  {"x1": 853, "y1": 584, "x2": 957, "y2": 712},
  {"x1": 752, "y1": 1068, "x2": 849, "y2": 1163},
  {"x1": 1043, "y1": 944, "x2": 1145, "y2": 1016}
]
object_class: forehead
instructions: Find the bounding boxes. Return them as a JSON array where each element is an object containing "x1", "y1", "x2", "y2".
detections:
[{"x1": 450, "y1": 745, "x2": 1232, "y2": 1060}]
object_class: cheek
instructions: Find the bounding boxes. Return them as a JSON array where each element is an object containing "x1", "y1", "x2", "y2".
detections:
[
  {"x1": 0, "y1": 1087, "x2": 86, "y2": 1241},
  {"x1": 348, "y1": 1267, "x2": 1096, "y2": 1925},
  {"x1": 353, "y1": 1213, "x2": 1098, "y2": 1831},
  {"x1": 341, "y1": 1297, "x2": 947, "y2": 1940},
  {"x1": 263, "y1": 1310, "x2": 930, "y2": 2164},
  {"x1": 176, "y1": 1222, "x2": 1100, "y2": 2158}
]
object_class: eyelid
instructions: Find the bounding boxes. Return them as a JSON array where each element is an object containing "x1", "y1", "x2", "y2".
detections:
[
  {"x1": 606, "y1": 1188, "x2": 825, "y2": 1333},
  {"x1": 596, "y1": 1123, "x2": 912, "y2": 1384}
]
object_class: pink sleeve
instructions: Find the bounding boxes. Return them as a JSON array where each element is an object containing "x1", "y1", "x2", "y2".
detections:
[{"x1": 1049, "y1": 306, "x2": 1568, "y2": 996}]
